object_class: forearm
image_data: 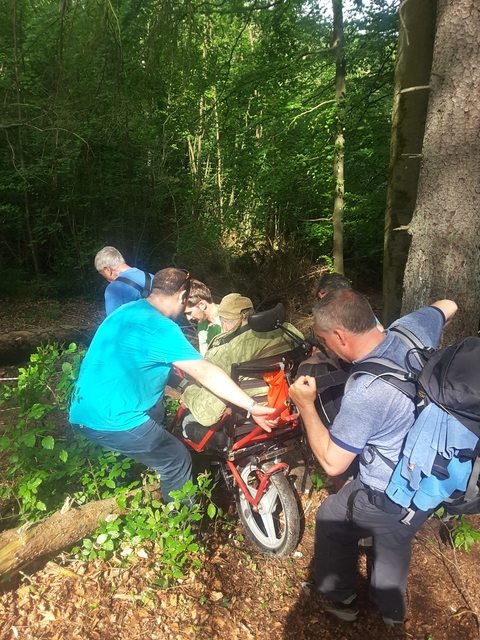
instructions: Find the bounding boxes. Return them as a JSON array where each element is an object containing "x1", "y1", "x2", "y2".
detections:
[
  {"x1": 177, "y1": 360, "x2": 254, "y2": 412},
  {"x1": 298, "y1": 403, "x2": 346, "y2": 476},
  {"x1": 176, "y1": 359, "x2": 275, "y2": 432}
]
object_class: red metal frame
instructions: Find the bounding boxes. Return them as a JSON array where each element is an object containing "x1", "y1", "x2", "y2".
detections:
[
  {"x1": 231, "y1": 414, "x2": 298, "y2": 451},
  {"x1": 169, "y1": 397, "x2": 300, "y2": 505},
  {"x1": 169, "y1": 405, "x2": 231, "y2": 453},
  {"x1": 225, "y1": 459, "x2": 289, "y2": 511},
  {"x1": 168, "y1": 356, "x2": 305, "y2": 509}
]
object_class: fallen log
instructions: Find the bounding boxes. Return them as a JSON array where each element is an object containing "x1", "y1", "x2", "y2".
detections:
[
  {"x1": 0, "y1": 325, "x2": 99, "y2": 365},
  {"x1": 0, "y1": 483, "x2": 160, "y2": 579}
]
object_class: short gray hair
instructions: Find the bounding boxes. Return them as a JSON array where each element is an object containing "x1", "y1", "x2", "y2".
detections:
[
  {"x1": 313, "y1": 289, "x2": 376, "y2": 334},
  {"x1": 94, "y1": 246, "x2": 125, "y2": 271}
]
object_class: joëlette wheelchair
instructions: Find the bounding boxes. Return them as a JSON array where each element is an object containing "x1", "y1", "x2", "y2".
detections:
[{"x1": 168, "y1": 303, "x2": 312, "y2": 556}]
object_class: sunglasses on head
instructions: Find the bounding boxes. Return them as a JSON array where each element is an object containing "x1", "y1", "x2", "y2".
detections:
[{"x1": 176, "y1": 269, "x2": 191, "y2": 293}]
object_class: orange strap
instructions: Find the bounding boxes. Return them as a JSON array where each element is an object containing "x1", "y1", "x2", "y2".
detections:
[{"x1": 264, "y1": 369, "x2": 290, "y2": 420}]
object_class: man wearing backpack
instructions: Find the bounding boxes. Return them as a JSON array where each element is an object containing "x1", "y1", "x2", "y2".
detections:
[
  {"x1": 289, "y1": 290, "x2": 457, "y2": 629},
  {"x1": 95, "y1": 246, "x2": 153, "y2": 315}
]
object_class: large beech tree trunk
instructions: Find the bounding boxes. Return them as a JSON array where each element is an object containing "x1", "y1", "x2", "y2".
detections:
[
  {"x1": 0, "y1": 484, "x2": 160, "y2": 578},
  {"x1": 401, "y1": 0, "x2": 480, "y2": 344}
]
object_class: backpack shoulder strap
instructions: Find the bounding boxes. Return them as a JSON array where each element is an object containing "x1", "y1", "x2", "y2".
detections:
[
  {"x1": 390, "y1": 325, "x2": 436, "y2": 369},
  {"x1": 389, "y1": 325, "x2": 425, "y2": 350},
  {"x1": 464, "y1": 456, "x2": 480, "y2": 502},
  {"x1": 346, "y1": 358, "x2": 417, "y2": 399},
  {"x1": 116, "y1": 271, "x2": 152, "y2": 298},
  {"x1": 142, "y1": 271, "x2": 152, "y2": 297}
]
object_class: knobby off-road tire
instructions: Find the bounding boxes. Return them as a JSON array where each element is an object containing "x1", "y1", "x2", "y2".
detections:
[{"x1": 235, "y1": 463, "x2": 301, "y2": 557}]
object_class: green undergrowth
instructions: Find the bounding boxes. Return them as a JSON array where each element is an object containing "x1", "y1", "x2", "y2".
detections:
[
  {"x1": 431, "y1": 507, "x2": 480, "y2": 554},
  {"x1": 0, "y1": 344, "x2": 226, "y2": 586},
  {"x1": 73, "y1": 473, "x2": 222, "y2": 587},
  {"x1": 450, "y1": 514, "x2": 480, "y2": 553}
]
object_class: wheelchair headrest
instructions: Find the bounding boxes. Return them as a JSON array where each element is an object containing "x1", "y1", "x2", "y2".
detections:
[{"x1": 248, "y1": 303, "x2": 285, "y2": 332}]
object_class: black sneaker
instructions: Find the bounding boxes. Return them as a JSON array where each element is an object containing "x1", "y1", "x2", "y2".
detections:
[
  {"x1": 301, "y1": 583, "x2": 359, "y2": 622},
  {"x1": 369, "y1": 595, "x2": 404, "y2": 629}
]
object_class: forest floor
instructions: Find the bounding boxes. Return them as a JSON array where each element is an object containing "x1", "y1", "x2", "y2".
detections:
[{"x1": 1, "y1": 297, "x2": 480, "y2": 640}]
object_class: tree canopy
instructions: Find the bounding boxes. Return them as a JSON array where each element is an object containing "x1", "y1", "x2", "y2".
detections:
[{"x1": 0, "y1": 0, "x2": 398, "y2": 299}]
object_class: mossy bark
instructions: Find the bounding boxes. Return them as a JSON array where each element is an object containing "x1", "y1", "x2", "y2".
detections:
[{"x1": 383, "y1": 0, "x2": 437, "y2": 326}]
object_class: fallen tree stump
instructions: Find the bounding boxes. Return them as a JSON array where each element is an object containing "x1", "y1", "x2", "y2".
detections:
[
  {"x1": 0, "y1": 325, "x2": 99, "y2": 365},
  {"x1": 0, "y1": 483, "x2": 160, "y2": 579}
]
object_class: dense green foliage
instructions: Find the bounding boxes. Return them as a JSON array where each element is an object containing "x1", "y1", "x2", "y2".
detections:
[
  {"x1": 0, "y1": 0, "x2": 397, "y2": 298},
  {"x1": 0, "y1": 343, "x2": 133, "y2": 519},
  {"x1": 0, "y1": 344, "x2": 223, "y2": 585},
  {"x1": 73, "y1": 474, "x2": 221, "y2": 587}
]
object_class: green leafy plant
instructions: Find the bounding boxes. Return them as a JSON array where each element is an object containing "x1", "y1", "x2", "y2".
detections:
[
  {"x1": 0, "y1": 343, "x2": 142, "y2": 521},
  {"x1": 74, "y1": 472, "x2": 220, "y2": 586},
  {"x1": 0, "y1": 343, "x2": 223, "y2": 589},
  {"x1": 450, "y1": 515, "x2": 480, "y2": 553},
  {"x1": 310, "y1": 467, "x2": 325, "y2": 491},
  {"x1": 0, "y1": 343, "x2": 86, "y2": 518},
  {"x1": 163, "y1": 396, "x2": 180, "y2": 422}
]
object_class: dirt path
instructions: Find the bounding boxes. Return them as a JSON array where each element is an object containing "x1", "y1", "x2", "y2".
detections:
[{"x1": 1, "y1": 486, "x2": 479, "y2": 640}]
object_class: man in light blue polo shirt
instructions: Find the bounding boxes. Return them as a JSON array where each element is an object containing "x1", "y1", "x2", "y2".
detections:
[
  {"x1": 70, "y1": 268, "x2": 275, "y2": 501},
  {"x1": 290, "y1": 290, "x2": 456, "y2": 628}
]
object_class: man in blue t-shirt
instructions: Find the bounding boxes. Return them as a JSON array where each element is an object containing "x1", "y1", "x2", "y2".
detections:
[
  {"x1": 94, "y1": 246, "x2": 153, "y2": 315},
  {"x1": 290, "y1": 289, "x2": 457, "y2": 629},
  {"x1": 70, "y1": 268, "x2": 276, "y2": 502}
]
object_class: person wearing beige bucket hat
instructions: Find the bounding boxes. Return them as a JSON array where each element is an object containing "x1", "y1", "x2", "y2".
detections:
[
  {"x1": 181, "y1": 292, "x2": 303, "y2": 428},
  {"x1": 216, "y1": 293, "x2": 254, "y2": 332}
]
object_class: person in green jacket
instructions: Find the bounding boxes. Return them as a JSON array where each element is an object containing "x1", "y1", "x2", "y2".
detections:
[{"x1": 181, "y1": 293, "x2": 303, "y2": 427}]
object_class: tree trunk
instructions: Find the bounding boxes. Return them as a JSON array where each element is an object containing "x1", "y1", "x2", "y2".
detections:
[
  {"x1": 0, "y1": 325, "x2": 98, "y2": 365},
  {"x1": 213, "y1": 84, "x2": 224, "y2": 221},
  {"x1": 382, "y1": 0, "x2": 437, "y2": 326},
  {"x1": 401, "y1": 0, "x2": 480, "y2": 344},
  {"x1": 12, "y1": 0, "x2": 39, "y2": 275},
  {"x1": 332, "y1": 0, "x2": 345, "y2": 275},
  {"x1": 0, "y1": 484, "x2": 160, "y2": 579}
]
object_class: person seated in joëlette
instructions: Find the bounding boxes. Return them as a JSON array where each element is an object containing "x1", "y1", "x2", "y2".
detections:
[{"x1": 181, "y1": 293, "x2": 303, "y2": 434}]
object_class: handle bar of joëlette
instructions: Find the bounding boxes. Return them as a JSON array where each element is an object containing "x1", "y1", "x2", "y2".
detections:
[
  {"x1": 267, "y1": 401, "x2": 297, "y2": 421},
  {"x1": 231, "y1": 400, "x2": 298, "y2": 451}
]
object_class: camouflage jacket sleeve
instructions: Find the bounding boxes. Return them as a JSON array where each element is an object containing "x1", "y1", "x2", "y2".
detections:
[{"x1": 182, "y1": 323, "x2": 303, "y2": 427}]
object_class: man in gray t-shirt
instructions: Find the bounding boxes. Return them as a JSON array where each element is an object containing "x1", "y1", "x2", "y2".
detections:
[{"x1": 290, "y1": 289, "x2": 457, "y2": 628}]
